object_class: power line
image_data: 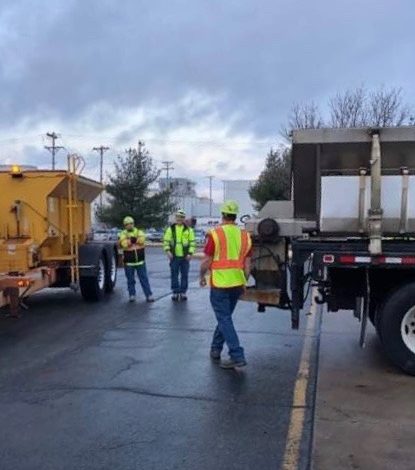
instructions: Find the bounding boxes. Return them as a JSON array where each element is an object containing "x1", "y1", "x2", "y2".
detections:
[
  {"x1": 92, "y1": 145, "x2": 110, "y2": 208},
  {"x1": 0, "y1": 134, "x2": 43, "y2": 144},
  {"x1": 59, "y1": 133, "x2": 278, "y2": 147},
  {"x1": 161, "y1": 160, "x2": 174, "y2": 183},
  {"x1": 44, "y1": 132, "x2": 64, "y2": 170}
]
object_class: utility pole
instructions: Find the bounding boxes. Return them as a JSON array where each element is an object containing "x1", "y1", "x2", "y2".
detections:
[
  {"x1": 44, "y1": 132, "x2": 64, "y2": 170},
  {"x1": 162, "y1": 161, "x2": 174, "y2": 209},
  {"x1": 162, "y1": 161, "x2": 174, "y2": 188},
  {"x1": 206, "y1": 175, "x2": 214, "y2": 216},
  {"x1": 138, "y1": 140, "x2": 144, "y2": 156},
  {"x1": 92, "y1": 145, "x2": 110, "y2": 208}
]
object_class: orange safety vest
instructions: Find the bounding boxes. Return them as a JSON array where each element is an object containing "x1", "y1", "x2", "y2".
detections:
[{"x1": 210, "y1": 224, "x2": 251, "y2": 288}]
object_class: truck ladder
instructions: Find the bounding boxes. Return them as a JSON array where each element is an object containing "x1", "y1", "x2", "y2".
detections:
[{"x1": 67, "y1": 154, "x2": 85, "y2": 289}]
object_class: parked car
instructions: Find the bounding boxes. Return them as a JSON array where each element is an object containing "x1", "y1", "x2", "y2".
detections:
[
  {"x1": 108, "y1": 228, "x2": 120, "y2": 241},
  {"x1": 147, "y1": 229, "x2": 164, "y2": 242},
  {"x1": 194, "y1": 229, "x2": 206, "y2": 246},
  {"x1": 92, "y1": 229, "x2": 111, "y2": 241}
]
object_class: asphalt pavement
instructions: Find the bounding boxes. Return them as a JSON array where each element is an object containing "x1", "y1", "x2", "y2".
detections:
[{"x1": 0, "y1": 248, "x2": 413, "y2": 470}]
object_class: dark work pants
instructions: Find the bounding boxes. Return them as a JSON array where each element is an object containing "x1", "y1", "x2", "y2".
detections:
[{"x1": 170, "y1": 257, "x2": 190, "y2": 294}]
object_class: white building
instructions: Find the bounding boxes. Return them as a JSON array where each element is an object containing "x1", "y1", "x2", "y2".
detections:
[
  {"x1": 159, "y1": 177, "x2": 219, "y2": 218},
  {"x1": 222, "y1": 180, "x2": 256, "y2": 216}
]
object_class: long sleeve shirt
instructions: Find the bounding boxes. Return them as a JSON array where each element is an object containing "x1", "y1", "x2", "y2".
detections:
[
  {"x1": 119, "y1": 227, "x2": 146, "y2": 266},
  {"x1": 163, "y1": 224, "x2": 196, "y2": 257}
]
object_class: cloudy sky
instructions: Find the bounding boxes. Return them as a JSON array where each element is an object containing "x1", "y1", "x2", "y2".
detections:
[{"x1": 0, "y1": 0, "x2": 414, "y2": 199}]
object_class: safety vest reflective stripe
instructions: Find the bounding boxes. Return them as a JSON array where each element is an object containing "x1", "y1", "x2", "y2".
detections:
[
  {"x1": 211, "y1": 227, "x2": 248, "y2": 269},
  {"x1": 210, "y1": 225, "x2": 251, "y2": 288},
  {"x1": 211, "y1": 259, "x2": 244, "y2": 269},
  {"x1": 217, "y1": 226, "x2": 228, "y2": 261},
  {"x1": 119, "y1": 228, "x2": 146, "y2": 265},
  {"x1": 163, "y1": 225, "x2": 196, "y2": 256}
]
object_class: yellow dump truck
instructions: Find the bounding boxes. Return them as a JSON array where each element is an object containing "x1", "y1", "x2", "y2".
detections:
[{"x1": 0, "y1": 155, "x2": 118, "y2": 316}]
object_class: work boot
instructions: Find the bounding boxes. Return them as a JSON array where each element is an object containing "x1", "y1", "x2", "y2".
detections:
[
  {"x1": 129, "y1": 295, "x2": 136, "y2": 303},
  {"x1": 219, "y1": 358, "x2": 247, "y2": 369},
  {"x1": 171, "y1": 294, "x2": 179, "y2": 301},
  {"x1": 146, "y1": 296, "x2": 155, "y2": 303},
  {"x1": 210, "y1": 349, "x2": 221, "y2": 363},
  {"x1": 179, "y1": 293, "x2": 188, "y2": 301}
]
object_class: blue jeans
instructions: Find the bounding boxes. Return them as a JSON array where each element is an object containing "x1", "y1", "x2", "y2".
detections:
[
  {"x1": 170, "y1": 257, "x2": 190, "y2": 294},
  {"x1": 124, "y1": 264, "x2": 153, "y2": 298},
  {"x1": 210, "y1": 287, "x2": 245, "y2": 362}
]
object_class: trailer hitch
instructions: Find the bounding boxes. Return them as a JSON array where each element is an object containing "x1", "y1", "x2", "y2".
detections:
[{"x1": 315, "y1": 283, "x2": 330, "y2": 305}]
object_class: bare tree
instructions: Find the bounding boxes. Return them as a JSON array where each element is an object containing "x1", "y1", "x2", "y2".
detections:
[
  {"x1": 329, "y1": 86, "x2": 412, "y2": 128},
  {"x1": 367, "y1": 87, "x2": 411, "y2": 127},
  {"x1": 283, "y1": 102, "x2": 323, "y2": 139},
  {"x1": 281, "y1": 86, "x2": 413, "y2": 143},
  {"x1": 329, "y1": 86, "x2": 367, "y2": 128}
]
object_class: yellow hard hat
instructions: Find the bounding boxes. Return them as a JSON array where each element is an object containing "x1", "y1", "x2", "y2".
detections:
[
  {"x1": 123, "y1": 216, "x2": 134, "y2": 225},
  {"x1": 220, "y1": 200, "x2": 239, "y2": 215}
]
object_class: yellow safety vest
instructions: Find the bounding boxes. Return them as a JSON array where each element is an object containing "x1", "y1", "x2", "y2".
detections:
[
  {"x1": 119, "y1": 228, "x2": 146, "y2": 266},
  {"x1": 163, "y1": 224, "x2": 196, "y2": 257},
  {"x1": 210, "y1": 224, "x2": 251, "y2": 288}
]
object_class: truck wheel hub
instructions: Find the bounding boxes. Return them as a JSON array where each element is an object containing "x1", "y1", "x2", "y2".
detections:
[
  {"x1": 98, "y1": 260, "x2": 105, "y2": 290},
  {"x1": 109, "y1": 255, "x2": 116, "y2": 283},
  {"x1": 401, "y1": 306, "x2": 415, "y2": 353}
]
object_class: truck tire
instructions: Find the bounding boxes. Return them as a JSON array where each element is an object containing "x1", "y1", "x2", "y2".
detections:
[
  {"x1": 104, "y1": 249, "x2": 117, "y2": 293},
  {"x1": 80, "y1": 254, "x2": 106, "y2": 301},
  {"x1": 377, "y1": 282, "x2": 415, "y2": 375}
]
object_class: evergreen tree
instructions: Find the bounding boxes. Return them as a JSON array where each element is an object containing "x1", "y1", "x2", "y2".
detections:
[
  {"x1": 249, "y1": 147, "x2": 291, "y2": 210},
  {"x1": 96, "y1": 145, "x2": 174, "y2": 228}
]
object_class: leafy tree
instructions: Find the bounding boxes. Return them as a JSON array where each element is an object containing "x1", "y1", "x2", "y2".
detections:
[
  {"x1": 96, "y1": 145, "x2": 174, "y2": 228},
  {"x1": 249, "y1": 147, "x2": 291, "y2": 210}
]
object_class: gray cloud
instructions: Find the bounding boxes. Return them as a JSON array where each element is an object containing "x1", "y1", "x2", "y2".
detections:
[
  {"x1": 216, "y1": 161, "x2": 229, "y2": 172},
  {"x1": 0, "y1": 0, "x2": 414, "y2": 138}
]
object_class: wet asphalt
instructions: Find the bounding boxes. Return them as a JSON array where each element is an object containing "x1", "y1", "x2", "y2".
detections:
[
  {"x1": 2, "y1": 248, "x2": 413, "y2": 469},
  {"x1": 0, "y1": 248, "x2": 318, "y2": 470}
]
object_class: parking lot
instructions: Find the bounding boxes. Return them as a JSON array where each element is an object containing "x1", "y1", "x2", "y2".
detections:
[{"x1": 0, "y1": 248, "x2": 413, "y2": 470}]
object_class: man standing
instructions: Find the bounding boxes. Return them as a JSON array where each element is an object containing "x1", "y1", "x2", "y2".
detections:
[
  {"x1": 163, "y1": 209, "x2": 196, "y2": 301},
  {"x1": 119, "y1": 216, "x2": 154, "y2": 303},
  {"x1": 200, "y1": 201, "x2": 252, "y2": 369}
]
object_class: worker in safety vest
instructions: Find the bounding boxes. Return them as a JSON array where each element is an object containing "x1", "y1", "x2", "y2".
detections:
[
  {"x1": 163, "y1": 209, "x2": 196, "y2": 301},
  {"x1": 119, "y1": 216, "x2": 154, "y2": 303},
  {"x1": 200, "y1": 200, "x2": 252, "y2": 369}
]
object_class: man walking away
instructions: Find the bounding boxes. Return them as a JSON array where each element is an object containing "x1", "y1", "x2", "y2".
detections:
[
  {"x1": 119, "y1": 216, "x2": 154, "y2": 303},
  {"x1": 163, "y1": 209, "x2": 196, "y2": 301},
  {"x1": 200, "y1": 200, "x2": 252, "y2": 369}
]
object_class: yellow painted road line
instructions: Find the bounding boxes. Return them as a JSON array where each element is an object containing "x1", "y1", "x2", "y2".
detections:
[{"x1": 282, "y1": 311, "x2": 317, "y2": 470}]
